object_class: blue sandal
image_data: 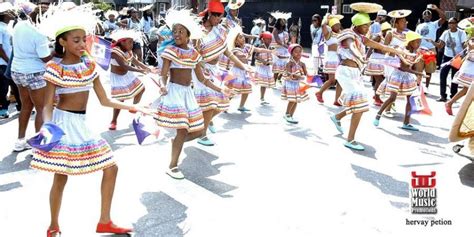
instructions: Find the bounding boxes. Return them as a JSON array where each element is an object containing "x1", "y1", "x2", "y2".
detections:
[
  {"x1": 197, "y1": 137, "x2": 215, "y2": 146},
  {"x1": 330, "y1": 115, "x2": 344, "y2": 134},
  {"x1": 344, "y1": 140, "x2": 365, "y2": 151},
  {"x1": 401, "y1": 124, "x2": 419, "y2": 131}
]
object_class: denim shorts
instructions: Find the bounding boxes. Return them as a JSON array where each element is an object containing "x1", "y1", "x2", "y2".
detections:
[{"x1": 12, "y1": 71, "x2": 46, "y2": 90}]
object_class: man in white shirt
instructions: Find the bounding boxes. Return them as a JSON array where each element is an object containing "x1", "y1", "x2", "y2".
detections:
[
  {"x1": 103, "y1": 10, "x2": 118, "y2": 39},
  {"x1": 431, "y1": 17, "x2": 467, "y2": 101},
  {"x1": 415, "y1": 4, "x2": 446, "y2": 90},
  {"x1": 11, "y1": 3, "x2": 54, "y2": 151},
  {"x1": 0, "y1": 3, "x2": 16, "y2": 119},
  {"x1": 369, "y1": 10, "x2": 387, "y2": 36}
]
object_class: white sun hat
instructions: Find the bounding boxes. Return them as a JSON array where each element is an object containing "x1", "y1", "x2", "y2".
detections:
[
  {"x1": 269, "y1": 11, "x2": 291, "y2": 21},
  {"x1": 165, "y1": 9, "x2": 203, "y2": 40},
  {"x1": 109, "y1": 29, "x2": 141, "y2": 42},
  {"x1": 0, "y1": 2, "x2": 14, "y2": 14},
  {"x1": 228, "y1": 0, "x2": 245, "y2": 10},
  {"x1": 105, "y1": 10, "x2": 118, "y2": 18},
  {"x1": 37, "y1": 2, "x2": 99, "y2": 39}
]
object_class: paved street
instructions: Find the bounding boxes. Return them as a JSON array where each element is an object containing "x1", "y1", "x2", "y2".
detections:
[{"x1": 1, "y1": 57, "x2": 474, "y2": 236}]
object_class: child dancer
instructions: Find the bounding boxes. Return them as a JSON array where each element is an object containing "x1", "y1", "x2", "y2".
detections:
[
  {"x1": 31, "y1": 4, "x2": 144, "y2": 236},
  {"x1": 254, "y1": 31, "x2": 274, "y2": 105},
  {"x1": 282, "y1": 44, "x2": 309, "y2": 124},
  {"x1": 270, "y1": 12, "x2": 291, "y2": 87},
  {"x1": 374, "y1": 31, "x2": 423, "y2": 131},
  {"x1": 193, "y1": 0, "x2": 251, "y2": 146},
  {"x1": 329, "y1": 8, "x2": 406, "y2": 151},
  {"x1": 108, "y1": 30, "x2": 155, "y2": 130},
  {"x1": 365, "y1": 22, "x2": 392, "y2": 106},
  {"x1": 226, "y1": 26, "x2": 273, "y2": 111},
  {"x1": 153, "y1": 9, "x2": 233, "y2": 179},
  {"x1": 315, "y1": 14, "x2": 343, "y2": 106},
  {"x1": 445, "y1": 37, "x2": 474, "y2": 115}
]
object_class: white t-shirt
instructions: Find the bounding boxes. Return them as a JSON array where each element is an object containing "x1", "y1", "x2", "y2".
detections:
[
  {"x1": 370, "y1": 21, "x2": 381, "y2": 35},
  {"x1": 310, "y1": 25, "x2": 322, "y2": 46},
  {"x1": 439, "y1": 30, "x2": 467, "y2": 57},
  {"x1": 415, "y1": 20, "x2": 440, "y2": 50},
  {"x1": 0, "y1": 21, "x2": 12, "y2": 66},
  {"x1": 12, "y1": 21, "x2": 51, "y2": 74}
]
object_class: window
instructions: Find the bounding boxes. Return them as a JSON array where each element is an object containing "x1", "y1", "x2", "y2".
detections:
[
  {"x1": 342, "y1": 4, "x2": 353, "y2": 14},
  {"x1": 159, "y1": 3, "x2": 166, "y2": 14},
  {"x1": 445, "y1": 11, "x2": 459, "y2": 20}
]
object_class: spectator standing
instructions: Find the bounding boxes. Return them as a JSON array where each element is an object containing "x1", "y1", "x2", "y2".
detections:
[
  {"x1": 0, "y1": 3, "x2": 18, "y2": 119},
  {"x1": 310, "y1": 14, "x2": 322, "y2": 75},
  {"x1": 415, "y1": 4, "x2": 446, "y2": 91},
  {"x1": 11, "y1": 2, "x2": 54, "y2": 151},
  {"x1": 430, "y1": 17, "x2": 467, "y2": 102}
]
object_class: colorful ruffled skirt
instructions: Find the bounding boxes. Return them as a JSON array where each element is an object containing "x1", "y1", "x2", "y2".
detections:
[
  {"x1": 152, "y1": 82, "x2": 204, "y2": 132},
  {"x1": 382, "y1": 68, "x2": 417, "y2": 96},
  {"x1": 226, "y1": 67, "x2": 252, "y2": 94},
  {"x1": 323, "y1": 51, "x2": 340, "y2": 74},
  {"x1": 453, "y1": 59, "x2": 474, "y2": 88},
  {"x1": 281, "y1": 79, "x2": 309, "y2": 103},
  {"x1": 254, "y1": 64, "x2": 275, "y2": 88},
  {"x1": 110, "y1": 71, "x2": 144, "y2": 100},
  {"x1": 272, "y1": 47, "x2": 289, "y2": 74},
  {"x1": 364, "y1": 52, "x2": 385, "y2": 76},
  {"x1": 31, "y1": 109, "x2": 115, "y2": 175},
  {"x1": 193, "y1": 63, "x2": 230, "y2": 112},
  {"x1": 335, "y1": 65, "x2": 369, "y2": 114}
]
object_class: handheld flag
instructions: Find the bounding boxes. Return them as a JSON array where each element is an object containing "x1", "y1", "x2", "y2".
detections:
[
  {"x1": 86, "y1": 35, "x2": 112, "y2": 71},
  {"x1": 299, "y1": 75, "x2": 323, "y2": 93},
  {"x1": 132, "y1": 116, "x2": 160, "y2": 145},
  {"x1": 27, "y1": 122, "x2": 65, "y2": 152},
  {"x1": 409, "y1": 86, "x2": 432, "y2": 116}
]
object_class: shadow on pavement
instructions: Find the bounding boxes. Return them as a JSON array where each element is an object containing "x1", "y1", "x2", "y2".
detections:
[
  {"x1": 0, "y1": 152, "x2": 32, "y2": 175},
  {"x1": 219, "y1": 112, "x2": 251, "y2": 130},
  {"x1": 0, "y1": 181, "x2": 22, "y2": 192},
  {"x1": 101, "y1": 126, "x2": 136, "y2": 151},
  {"x1": 458, "y1": 163, "x2": 474, "y2": 188},
  {"x1": 254, "y1": 104, "x2": 276, "y2": 117},
  {"x1": 284, "y1": 127, "x2": 326, "y2": 145},
  {"x1": 379, "y1": 126, "x2": 447, "y2": 149},
  {"x1": 351, "y1": 164, "x2": 409, "y2": 198},
  {"x1": 180, "y1": 147, "x2": 237, "y2": 198},
  {"x1": 133, "y1": 191, "x2": 187, "y2": 237}
]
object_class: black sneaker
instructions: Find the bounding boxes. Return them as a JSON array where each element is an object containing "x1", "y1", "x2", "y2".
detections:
[{"x1": 436, "y1": 97, "x2": 447, "y2": 102}]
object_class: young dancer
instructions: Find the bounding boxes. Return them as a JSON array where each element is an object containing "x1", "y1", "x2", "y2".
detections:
[
  {"x1": 153, "y1": 9, "x2": 233, "y2": 179},
  {"x1": 376, "y1": 11, "x2": 411, "y2": 116},
  {"x1": 254, "y1": 31, "x2": 274, "y2": 104},
  {"x1": 226, "y1": 26, "x2": 273, "y2": 111},
  {"x1": 108, "y1": 29, "x2": 155, "y2": 130},
  {"x1": 329, "y1": 7, "x2": 406, "y2": 151},
  {"x1": 270, "y1": 11, "x2": 291, "y2": 87},
  {"x1": 282, "y1": 44, "x2": 309, "y2": 124},
  {"x1": 193, "y1": 0, "x2": 251, "y2": 146},
  {"x1": 315, "y1": 14, "x2": 343, "y2": 106},
  {"x1": 365, "y1": 21, "x2": 392, "y2": 106},
  {"x1": 445, "y1": 37, "x2": 474, "y2": 115},
  {"x1": 31, "y1": 4, "x2": 145, "y2": 236},
  {"x1": 374, "y1": 31, "x2": 424, "y2": 131}
]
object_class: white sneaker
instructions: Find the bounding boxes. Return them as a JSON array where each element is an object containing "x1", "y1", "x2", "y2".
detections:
[{"x1": 13, "y1": 138, "x2": 31, "y2": 152}]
